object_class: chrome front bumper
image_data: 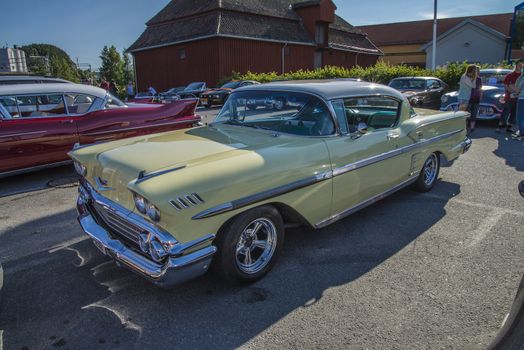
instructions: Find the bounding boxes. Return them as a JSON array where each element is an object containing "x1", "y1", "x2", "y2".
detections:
[{"x1": 76, "y1": 182, "x2": 217, "y2": 288}]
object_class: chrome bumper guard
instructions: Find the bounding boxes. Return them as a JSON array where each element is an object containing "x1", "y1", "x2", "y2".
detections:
[
  {"x1": 462, "y1": 137, "x2": 472, "y2": 153},
  {"x1": 77, "y1": 182, "x2": 217, "y2": 288}
]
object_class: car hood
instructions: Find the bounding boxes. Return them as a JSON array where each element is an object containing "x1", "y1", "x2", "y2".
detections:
[{"x1": 71, "y1": 125, "x2": 328, "y2": 210}]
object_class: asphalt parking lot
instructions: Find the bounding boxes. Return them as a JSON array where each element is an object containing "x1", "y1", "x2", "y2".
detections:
[{"x1": 0, "y1": 123, "x2": 523, "y2": 350}]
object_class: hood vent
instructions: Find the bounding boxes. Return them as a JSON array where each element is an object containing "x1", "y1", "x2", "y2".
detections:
[{"x1": 169, "y1": 193, "x2": 204, "y2": 211}]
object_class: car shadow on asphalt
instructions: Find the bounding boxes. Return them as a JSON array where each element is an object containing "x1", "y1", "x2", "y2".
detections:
[{"x1": 0, "y1": 180, "x2": 460, "y2": 349}]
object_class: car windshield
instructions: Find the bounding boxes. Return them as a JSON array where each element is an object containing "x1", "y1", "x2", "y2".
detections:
[
  {"x1": 214, "y1": 91, "x2": 335, "y2": 136},
  {"x1": 389, "y1": 79, "x2": 426, "y2": 90},
  {"x1": 184, "y1": 82, "x2": 204, "y2": 91},
  {"x1": 479, "y1": 71, "x2": 510, "y2": 87},
  {"x1": 221, "y1": 81, "x2": 242, "y2": 89}
]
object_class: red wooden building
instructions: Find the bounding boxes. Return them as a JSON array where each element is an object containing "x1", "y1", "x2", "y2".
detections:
[{"x1": 128, "y1": 0, "x2": 382, "y2": 91}]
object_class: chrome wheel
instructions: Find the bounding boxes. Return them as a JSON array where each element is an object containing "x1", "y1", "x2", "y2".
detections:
[
  {"x1": 423, "y1": 153, "x2": 438, "y2": 186},
  {"x1": 235, "y1": 218, "x2": 277, "y2": 275}
]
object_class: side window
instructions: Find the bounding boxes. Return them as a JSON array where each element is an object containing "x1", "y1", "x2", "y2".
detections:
[
  {"x1": 342, "y1": 96, "x2": 401, "y2": 133},
  {"x1": 427, "y1": 79, "x2": 440, "y2": 89},
  {"x1": 16, "y1": 94, "x2": 66, "y2": 118},
  {"x1": 64, "y1": 93, "x2": 97, "y2": 115},
  {"x1": 0, "y1": 96, "x2": 21, "y2": 118},
  {"x1": 104, "y1": 94, "x2": 126, "y2": 109},
  {"x1": 331, "y1": 100, "x2": 349, "y2": 134}
]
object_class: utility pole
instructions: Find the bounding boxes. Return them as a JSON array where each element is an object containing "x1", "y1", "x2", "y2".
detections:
[{"x1": 431, "y1": 0, "x2": 438, "y2": 70}]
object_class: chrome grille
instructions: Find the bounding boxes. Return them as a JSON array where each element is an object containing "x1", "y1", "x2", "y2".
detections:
[{"x1": 92, "y1": 202, "x2": 142, "y2": 245}]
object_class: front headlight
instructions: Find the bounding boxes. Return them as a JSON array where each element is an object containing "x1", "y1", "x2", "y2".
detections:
[
  {"x1": 74, "y1": 161, "x2": 86, "y2": 176},
  {"x1": 133, "y1": 193, "x2": 147, "y2": 214},
  {"x1": 146, "y1": 202, "x2": 161, "y2": 222}
]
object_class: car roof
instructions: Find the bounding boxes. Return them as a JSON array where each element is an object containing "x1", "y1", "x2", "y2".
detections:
[
  {"x1": 479, "y1": 68, "x2": 512, "y2": 74},
  {"x1": 235, "y1": 80, "x2": 405, "y2": 101},
  {"x1": 390, "y1": 77, "x2": 440, "y2": 80},
  {"x1": 0, "y1": 83, "x2": 108, "y2": 99},
  {"x1": 0, "y1": 75, "x2": 71, "y2": 83}
]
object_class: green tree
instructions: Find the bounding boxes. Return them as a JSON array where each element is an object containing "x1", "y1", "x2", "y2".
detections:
[
  {"x1": 21, "y1": 43, "x2": 80, "y2": 82},
  {"x1": 99, "y1": 45, "x2": 125, "y2": 92},
  {"x1": 122, "y1": 48, "x2": 134, "y2": 85}
]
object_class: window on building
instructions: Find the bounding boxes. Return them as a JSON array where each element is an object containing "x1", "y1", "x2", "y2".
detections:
[
  {"x1": 179, "y1": 48, "x2": 186, "y2": 60},
  {"x1": 315, "y1": 23, "x2": 326, "y2": 45}
]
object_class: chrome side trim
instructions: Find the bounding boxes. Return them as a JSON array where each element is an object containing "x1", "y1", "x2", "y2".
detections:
[
  {"x1": 84, "y1": 119, "x2": 200, "y2": 137},
  {"x1": 314, "y1": 176, "x2": 419, "y2": 228},
  {"x1": 192, "y1": 129, "x2": 463, "y2": 220},
  {"x1": 136, "y1": 165, "x2": 186, "y2": 184},
  {"x1": 192, "y1": 171, "x2": 333, "y2": 220},
  {"x1": 0, "y1": 130, "x2": 48, "y2": 138},
  {"x1": 0, "y1": 160, "x2": 72, "y2": 179},
  {"x1": 333, "y1": 129, "x2": 463, "y2": 177}
]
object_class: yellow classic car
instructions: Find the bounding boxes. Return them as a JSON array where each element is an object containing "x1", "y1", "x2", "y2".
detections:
[{"x1": 70, "y1": 80, "x2": 471, "y2": 287}]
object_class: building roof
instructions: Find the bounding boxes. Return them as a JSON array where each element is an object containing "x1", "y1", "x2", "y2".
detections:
[
  {"x1": 236, "y1": 79, "x2": 404, "y2": 101},
  {"x1": 419, "y1": 18, "x2": 509, "y2": 51},
  {"x1": 128, "y1": 0, "x2": 378, "y2": 54},
  {"x1": 357, "y1": 13, "x2": 512, "y2": 46}
]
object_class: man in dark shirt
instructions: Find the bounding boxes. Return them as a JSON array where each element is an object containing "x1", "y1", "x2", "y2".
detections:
[{"x1": 498, "y1": 60, "x2": 523, "y2": 132}]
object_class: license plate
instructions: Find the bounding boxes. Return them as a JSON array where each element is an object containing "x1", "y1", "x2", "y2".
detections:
[{"x1": 93, "y1": 240, "x2": 106, "y2": 255}]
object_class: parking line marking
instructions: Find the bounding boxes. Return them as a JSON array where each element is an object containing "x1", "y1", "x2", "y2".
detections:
[
  {"x1": 465, "y1": 209, "x2": 505, "y2": 248},
  {"x1": 48, "y1": 236, "x2": 88, "y2": 253},
  {"x1": 421, "y1": 193, "x2": 524, "y2": 217}
]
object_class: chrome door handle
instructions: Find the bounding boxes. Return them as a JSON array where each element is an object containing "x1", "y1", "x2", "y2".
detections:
[{"x1": 387, "y1": 133, "x2": 400, "y2": 140}]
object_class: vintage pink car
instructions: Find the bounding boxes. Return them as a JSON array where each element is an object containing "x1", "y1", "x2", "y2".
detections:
[{"x1": 0, "y1": 83, "x2": 201, "y2": 178}]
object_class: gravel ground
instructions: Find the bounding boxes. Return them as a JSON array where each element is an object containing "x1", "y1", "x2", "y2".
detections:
[{"x1": 0, "y1": 125, "x2": 523, "y2": 350}]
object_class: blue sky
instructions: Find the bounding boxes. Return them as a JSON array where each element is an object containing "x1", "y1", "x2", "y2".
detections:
[{"x1": 0, "y1": 0, "x2": 519, "y2": 69}]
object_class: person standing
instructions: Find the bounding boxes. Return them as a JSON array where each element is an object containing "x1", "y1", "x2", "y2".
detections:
[
  {"x1": 99, "y1": 77, "x2": 109, "y2": 91},
  {"x1": 126, "y1": 81, "x2": 135, "y2": 101},
  {"x1": 148, "y1": 85, "x2": 157, "y2": 96},
  {"x1": 498, "y1": 60, "x2": 523, "y2": 133},
  {"x1": 457, "y1": 65, "x2": 477, "y2": 113},
  {"x1": 468, "y1": 65, "x2": 482, "y2": 133},
  {"x1": 109, "y1": 80, "x2": 118, "y2": 96},
  {"x1": 513, "y1": 70, "x2": 524, "y2": 140}
]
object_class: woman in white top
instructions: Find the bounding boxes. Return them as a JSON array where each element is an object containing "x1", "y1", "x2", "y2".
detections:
[{"x1": 457, "y1": 65, "x2": 477, "y2": 111}]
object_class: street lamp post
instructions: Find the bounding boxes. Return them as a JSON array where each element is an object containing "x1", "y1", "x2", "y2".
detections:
[{"x1": 431, "y1": 0, "x2": 438, "y2": 70}]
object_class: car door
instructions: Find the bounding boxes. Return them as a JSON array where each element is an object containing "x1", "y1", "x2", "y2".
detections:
[
  {"x1": 324, "y1": 96, "x2": 411, "y2": 220},
  {"x1": 0, "y1": 94, "x2": 78, "y2": 174}
]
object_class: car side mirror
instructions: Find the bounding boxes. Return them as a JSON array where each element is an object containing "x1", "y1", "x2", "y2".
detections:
[
  {"x1": 357, "y1": 122, "x2": 368, "y2": 134},
  {"x1": 519, "y1": 180, "x2": 524, "y2": 198}
]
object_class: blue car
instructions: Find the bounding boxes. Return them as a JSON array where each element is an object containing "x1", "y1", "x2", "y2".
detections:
[{"x1": 440, "y1": 69, "x2": 511, "y2": 120}]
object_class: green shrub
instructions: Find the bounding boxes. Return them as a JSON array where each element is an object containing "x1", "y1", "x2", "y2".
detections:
[{"x1": 224, "y1": 61, "x2": 512, "y2": 91}]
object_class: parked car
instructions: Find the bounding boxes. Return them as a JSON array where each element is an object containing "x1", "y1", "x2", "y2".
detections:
[
  {"x1": 0, "y1": 75, "x2": 71, "y2": 85},
  {"x1": 200, "y1": 80, "x2": 259, "y2": 107},
  {"x1": 0, "y1": 83, "x2": 201, "y2": 178},
  {"x1": 71, "y1": 80, "x2": 471, "y2": 288},
  {"x1": 158, "y1": 87, "x2": 185, "y2": 102},
  {"x1": 0, "y1": 261, "x2": 3, "y2": 306},
  {"x1": 388, "y1": 77, "x2": 448, "y2": 109},
  {"x1": 177, "y1": 82, "x2": 207, "y2": 99},
  {"x1": 440, "y1": 68, "x2": 511, "y2": 120},
  {"x1": 128, "y1": 92, "x2": 156, "y2": 103}
]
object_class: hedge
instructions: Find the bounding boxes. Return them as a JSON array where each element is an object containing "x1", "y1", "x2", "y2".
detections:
[{"x1": 220, "y1": 61, "x2": 513, "y2": 90}]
